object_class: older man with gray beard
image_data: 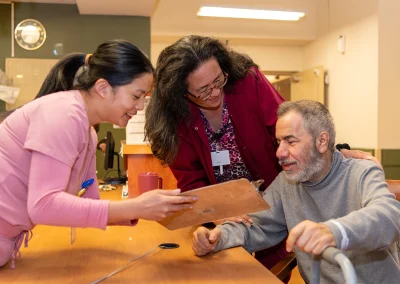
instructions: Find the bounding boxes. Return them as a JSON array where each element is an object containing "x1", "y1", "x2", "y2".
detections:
[{"x1": 192, "y1": 100, "x2": 400, "y2": 284}]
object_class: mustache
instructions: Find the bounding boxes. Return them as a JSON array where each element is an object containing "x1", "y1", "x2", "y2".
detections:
[{"x1": 278, "y1": 159, "x2": 297, "y2": 166}]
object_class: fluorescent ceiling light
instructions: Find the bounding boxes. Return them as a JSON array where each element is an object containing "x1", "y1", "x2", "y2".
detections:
[{"x1": 197, "y1": 6, "x2": 305, "y2": 21}]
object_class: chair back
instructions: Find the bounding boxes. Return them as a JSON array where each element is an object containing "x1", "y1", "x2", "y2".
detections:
[
  {"x1": 269, "y1": 251, "x2": 297, "y2": 281},
  {"x1": 387, "y1": 180, "x2": 400, "y2": 201}
]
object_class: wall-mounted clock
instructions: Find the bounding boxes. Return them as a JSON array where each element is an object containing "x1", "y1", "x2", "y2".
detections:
[{"x1": 15, "y1": 19, "x2": 47, "y2": 51}]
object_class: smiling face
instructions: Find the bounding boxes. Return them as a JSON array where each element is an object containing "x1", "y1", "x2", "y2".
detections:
[
  {"x1": 102, "y1": 72, "x2": 153, "y2": 127},
  {"x1": 185, "y1": 58, "x2": 226, "y2": 110},
  {"x1": 276, "y1": 111, "x2": 325, "y2": 183}
]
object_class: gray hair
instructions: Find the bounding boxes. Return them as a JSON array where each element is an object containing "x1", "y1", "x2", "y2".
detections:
[{"x1": 277, "y1": 100, "x2": 336, "y2": 152}]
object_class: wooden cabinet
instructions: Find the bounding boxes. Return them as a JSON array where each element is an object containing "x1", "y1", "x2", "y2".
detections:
[{"x1": 122, "y1": 141, "x2": 177, "y2": 197}]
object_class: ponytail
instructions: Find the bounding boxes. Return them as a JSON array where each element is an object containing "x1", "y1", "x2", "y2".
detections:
[{"x1": 35, "y1": 53, "x2": 85, "y2": 99}]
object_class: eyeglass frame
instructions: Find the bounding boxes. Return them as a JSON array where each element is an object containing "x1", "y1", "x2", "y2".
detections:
[{"x1": 186, "y1": 73, "x2": 228, "y2": 101}]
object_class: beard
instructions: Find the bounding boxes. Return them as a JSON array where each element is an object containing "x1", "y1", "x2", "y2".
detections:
[{"x1": 279, "y1": 142, "x2": 325, "y2": 183}]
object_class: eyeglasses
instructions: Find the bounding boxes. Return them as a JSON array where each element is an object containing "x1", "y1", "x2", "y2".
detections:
[{"x1": 187, "y1": 73, "x2": 228, "y2": 101}]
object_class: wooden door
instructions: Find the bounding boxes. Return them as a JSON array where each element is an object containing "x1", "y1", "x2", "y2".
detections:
[{"x1": 290, "y1": 65, "x2": 325, "y2": 104}]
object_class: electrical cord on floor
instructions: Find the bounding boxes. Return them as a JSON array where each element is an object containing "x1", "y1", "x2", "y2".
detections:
[
  {"x1": 90, "y1": 243, "x2": 179, "y2": 284},
  {"x1": 102, "y1": 169, "x2": 118, "y2": 181}
]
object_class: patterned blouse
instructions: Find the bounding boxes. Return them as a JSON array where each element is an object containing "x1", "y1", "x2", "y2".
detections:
[{"x1": 200, "y1": 101, "x2": 252, "y2": 183}]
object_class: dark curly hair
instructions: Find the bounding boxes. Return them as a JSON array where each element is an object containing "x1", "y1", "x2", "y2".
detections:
[{"x1": 145, "y1": 35, "x2": 257, "y2": 165}]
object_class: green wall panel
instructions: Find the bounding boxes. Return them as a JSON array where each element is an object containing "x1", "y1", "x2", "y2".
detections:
[
  {"x1": 384, "y1": 167, "x2": 400, "y2": 180},
  {"x1": 0, "y1": 4, "x2": 11, "y2": 112},
  {"x1": 11, "y1": 3, "x2": 150, "y2": 58},
  {"x1": 344, "y1": 148, "x2": 399, "y2": 179},
  {"x1": 381, "y1": 149, "x2": 400, "y2": 179}
]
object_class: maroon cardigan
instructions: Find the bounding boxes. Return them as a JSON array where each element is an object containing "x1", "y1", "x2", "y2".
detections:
[{"x1": 170, "y1": 68, "x2": 284, "y2": 192}]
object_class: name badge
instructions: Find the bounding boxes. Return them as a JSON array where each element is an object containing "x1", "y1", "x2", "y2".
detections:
[
  {"x1": 211, "y1": 150, "x2": 230, "y2": 166},
  {"x1": 211, "y1": 150, "x2": 230, "y2": 174}
]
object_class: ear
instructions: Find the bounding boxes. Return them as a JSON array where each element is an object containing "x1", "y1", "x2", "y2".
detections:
[
  {"x1": 93, "y1": 79, "x2": 111, "y2": 98},
  {"x1": 315, "y1": 132, "x2": 330, "y2": 154}
]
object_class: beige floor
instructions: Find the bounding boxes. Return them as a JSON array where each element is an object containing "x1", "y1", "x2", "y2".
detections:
[{"x1": 289, "y1": 267, "x2": 304, "y2": 284}]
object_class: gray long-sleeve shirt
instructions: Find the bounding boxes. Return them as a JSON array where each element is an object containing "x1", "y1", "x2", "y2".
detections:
[{"x1": 215, "y1": 151, "x2": 400, "y2": 283}]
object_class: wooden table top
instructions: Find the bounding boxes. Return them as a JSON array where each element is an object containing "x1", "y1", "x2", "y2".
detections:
[{"x1": 1, "y1": 189, "x2": 282, "y2": 284}]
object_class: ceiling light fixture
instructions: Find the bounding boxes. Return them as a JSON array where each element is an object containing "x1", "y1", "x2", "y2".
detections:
[{"x1": 197, "y1": 6, "x2": 305, "y2": 21}]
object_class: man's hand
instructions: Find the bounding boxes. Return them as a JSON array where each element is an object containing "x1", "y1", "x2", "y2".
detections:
[
  {"x1": 286, "y1": 220, "x2": 336, "y2": 255},
  {"x1": 214, "y1": 214, "x2": 253, "y2": 227},
  {"x1": 340, "y1": 149, "x2": 383, "y2": 170},
  {"x1": 192, "y1": 227, "x2": 222, "y2": 256}
]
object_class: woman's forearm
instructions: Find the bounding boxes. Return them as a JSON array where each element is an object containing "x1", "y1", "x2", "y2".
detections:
[{"x1": 107, "y1": 199, "x2": 138, "y2": 224}]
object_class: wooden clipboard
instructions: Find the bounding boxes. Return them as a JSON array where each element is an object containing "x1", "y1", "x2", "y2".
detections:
[{"x1": 157, "y1": 178, "x2": 270, "y2": 230}]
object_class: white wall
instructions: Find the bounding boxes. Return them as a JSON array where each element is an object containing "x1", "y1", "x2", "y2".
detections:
[
  {"x1": 316, "y1": 0, "x2": 378, "y2": 37},
  {"x1": 151, "y1": 42, "x2": 303, "y2": 72},
  {"x1": 303, "y1": 4, "x2": 378, "y2": 149},
  {"x1": 377, "y1": 0, "x2": 400, "y2": 148},
  {"x1": 150, "y1": 42, "x2": 168, "y2": 66},
  {"x1": 232, "y1": 45, "x2": 303, "y2": 72}
]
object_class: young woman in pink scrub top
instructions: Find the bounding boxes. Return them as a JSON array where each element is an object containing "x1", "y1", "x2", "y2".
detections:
[{"x1": 0, "y1": 40, "x2": 197, "y2": 268}]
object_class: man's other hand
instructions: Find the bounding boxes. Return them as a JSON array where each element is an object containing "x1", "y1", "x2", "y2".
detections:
[{"x1": 192, "y1": 227, "x2": 222, "y2": 256}]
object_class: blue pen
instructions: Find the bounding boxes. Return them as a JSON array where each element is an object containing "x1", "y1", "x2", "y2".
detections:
[{"x1": 76, "y1": 178, "x2": 95, "y2": 197}]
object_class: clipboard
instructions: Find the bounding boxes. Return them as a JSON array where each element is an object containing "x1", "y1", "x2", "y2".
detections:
[{"x1": 158, "y1": 178, "x2": 270, "y2": 230}]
